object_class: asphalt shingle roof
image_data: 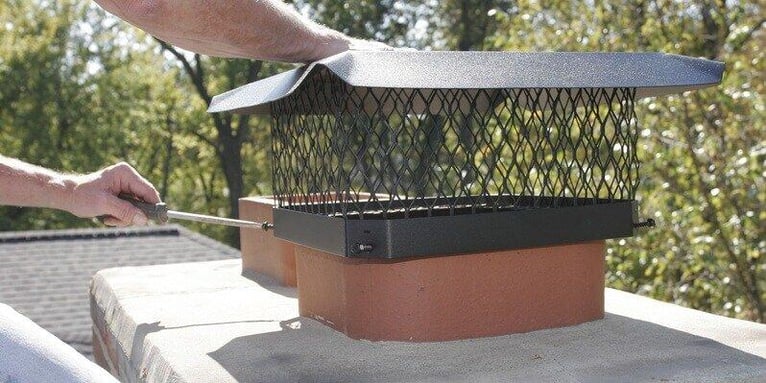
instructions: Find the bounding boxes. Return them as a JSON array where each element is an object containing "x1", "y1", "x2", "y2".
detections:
[{"x1": 0, "y1": 225, "x2": 239, "y2": 359}]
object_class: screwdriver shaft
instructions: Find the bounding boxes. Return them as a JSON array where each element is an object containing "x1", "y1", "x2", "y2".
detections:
[{"x1": 167, "y1": 210, "x2": 265, "y2": 229}]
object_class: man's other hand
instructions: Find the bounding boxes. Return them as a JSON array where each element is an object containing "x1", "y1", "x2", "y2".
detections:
[{"x1": 66, "y1": 162, "x2": 161, "y2": 227}]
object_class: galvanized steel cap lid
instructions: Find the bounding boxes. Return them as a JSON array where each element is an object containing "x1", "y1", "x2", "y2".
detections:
[{"x1": 208, "y1": 51, "x2": 724, "y2": 115}]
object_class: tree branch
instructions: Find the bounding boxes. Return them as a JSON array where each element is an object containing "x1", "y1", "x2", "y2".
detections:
[
  {"x1": 192, "y1": 131, "x2": 220, "y2": 155},
  {"x1": 234, "y1": 60, "x2": 264, "y2": 142},
  {"x1": 154, "y1": 38, "x2": 213, "y2": 105},
  {"x1": 155, "y1": 38, "x2": 230, "y2": 151},
  {"x1": 680, "y1": 100, "x2": 764, "y2": 321},
  {"x1": 728, "y1": 17, "x2": 766, "y2": 53}
]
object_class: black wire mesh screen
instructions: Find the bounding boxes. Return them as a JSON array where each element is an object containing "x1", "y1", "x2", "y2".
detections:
[{"x1": 271, "y1": 78, "x2": 639, "y2": 220}]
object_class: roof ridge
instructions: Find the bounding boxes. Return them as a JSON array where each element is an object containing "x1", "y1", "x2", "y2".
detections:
[
  {"x1": 0, "y1": 226, "x2": 180, "y2": 244},
  {"x1": 172, "y1": 225, "x2": 240, "y2": 255}
]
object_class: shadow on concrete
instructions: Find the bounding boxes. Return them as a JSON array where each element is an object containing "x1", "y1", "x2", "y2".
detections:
[
  {"x1": 126, "y1": 319, "x2": 287, "y2": 379},
  {"x1": 208, "y1": 313, "x2": 766, "y2": 383},
  {"x1": 240, "y1": 270, "x2": 298, "y2": 299}
]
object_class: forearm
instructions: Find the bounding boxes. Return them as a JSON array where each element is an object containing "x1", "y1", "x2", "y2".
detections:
[
  {"x1": 0, "y1": 156, "x2": 159, "y2": 226},
  {"x1": 0, "y1": 155, "x2": 74, "y2": 212},
  {"x1": 93, "y1": 0, "x2": 352, "y2": 63}
]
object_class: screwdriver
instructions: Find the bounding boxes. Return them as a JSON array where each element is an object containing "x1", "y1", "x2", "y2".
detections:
[{"x1": 118, "y1": 194, "x2": 273, "y2": 231}]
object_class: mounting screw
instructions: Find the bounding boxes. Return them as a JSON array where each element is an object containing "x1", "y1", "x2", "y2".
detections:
[
  {"x1": 633, "y1": 218, "x2": 656, "y2": 229},
  {"x1": 354, "y1": 243, "x2": 374, "y2": 253}
]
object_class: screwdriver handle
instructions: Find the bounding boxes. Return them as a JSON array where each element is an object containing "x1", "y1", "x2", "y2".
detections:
[{"x1": 118, "y1": 193, "x2": 169, "y2": 223}]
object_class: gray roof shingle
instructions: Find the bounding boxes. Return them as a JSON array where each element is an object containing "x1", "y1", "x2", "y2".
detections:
[{"x1": 0, "y1": 225, "x2": 239, "y2": 358}]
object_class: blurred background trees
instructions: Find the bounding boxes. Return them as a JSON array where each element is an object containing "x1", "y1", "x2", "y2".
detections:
[{"x1": 1, "y1": 0, "x2": 762, "y2": 321}]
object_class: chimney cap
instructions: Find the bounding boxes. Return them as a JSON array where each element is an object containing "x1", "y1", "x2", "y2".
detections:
[{"x1": 208, "y1": 51, "x2": 724, "y2": 115}]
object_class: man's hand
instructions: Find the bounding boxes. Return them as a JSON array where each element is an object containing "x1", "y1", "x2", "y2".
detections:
[
  {"x1": 0, "y1": 156, "x2": 160, "y2": 227},
  {"x1": 66, "y1": 162, "x2": 161, "y2": 227}
]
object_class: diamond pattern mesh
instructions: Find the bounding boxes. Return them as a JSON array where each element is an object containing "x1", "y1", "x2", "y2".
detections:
[{"x1": 271, "y1": 76, "x2": 639, "y2": 220}]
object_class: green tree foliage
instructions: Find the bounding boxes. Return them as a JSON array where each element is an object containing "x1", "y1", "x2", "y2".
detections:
[
  {"x1": 292, "y1": 0, "x2": 423, "y2": 47},
  {"x1": 481, "y1": 0, "x2": 764, "y2": 321},
  {"x1": 0, "y1": 0, "x2": 266, "y2": 244},
  {"x1": 0, "y1": 0, "x2": 178, "y2": 230},
  {"x1": 433, "y1": 0, "x2": 515, "y2": 50},
  {"x1": 152, "y1": 43, "x2": 297, "y2": 246}
]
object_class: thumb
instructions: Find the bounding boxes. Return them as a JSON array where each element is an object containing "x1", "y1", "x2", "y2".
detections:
[{"x1": 103, "y1": 195, "x2": 148, "y2": 226}]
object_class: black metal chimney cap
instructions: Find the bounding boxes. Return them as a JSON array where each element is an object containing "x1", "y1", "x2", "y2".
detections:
[{"x1": 208, "y1": 51, "x2": 724, "y2": 115}]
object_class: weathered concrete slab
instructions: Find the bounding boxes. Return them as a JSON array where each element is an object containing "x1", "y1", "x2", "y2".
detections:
[{"x1": 91, "y1": 260, "x2": 766, "y2": 383}]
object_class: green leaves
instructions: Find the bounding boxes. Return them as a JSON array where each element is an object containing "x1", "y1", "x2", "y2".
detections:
[{"x1": 476, "y1": 0, "x2": 765, "y2": 321}]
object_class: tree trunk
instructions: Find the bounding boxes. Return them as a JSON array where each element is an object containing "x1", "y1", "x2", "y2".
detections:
[{"x1": 218, "y1": 133, "x2": 244, "y2": 247}]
